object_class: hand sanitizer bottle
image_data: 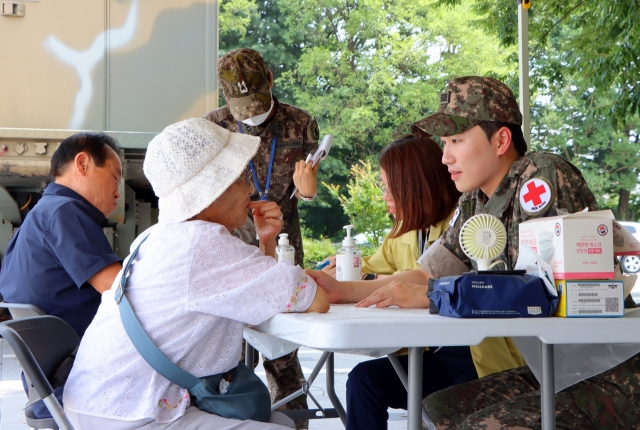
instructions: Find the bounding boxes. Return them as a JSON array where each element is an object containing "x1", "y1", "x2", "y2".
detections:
[
  {"x1": 336, "y1": 225, "x2": 362, "y2": 281},
  {"x1": 276, "y1": 233, "x2": 295, "y2": 266}
]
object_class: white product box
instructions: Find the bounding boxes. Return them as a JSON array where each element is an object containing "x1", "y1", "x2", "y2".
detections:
[{"x1": 519, "y1": 210, "x2": 615, "y2": 280}]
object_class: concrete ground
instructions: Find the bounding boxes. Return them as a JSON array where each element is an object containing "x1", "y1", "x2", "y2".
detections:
[{"x1": 0, "y1": 341, "x2": 408, "y2": 430}]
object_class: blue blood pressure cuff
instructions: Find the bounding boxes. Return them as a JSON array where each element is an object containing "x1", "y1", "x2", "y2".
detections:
[{"x1": 428, "y1": 272, "x2": 559, "y2": 318}]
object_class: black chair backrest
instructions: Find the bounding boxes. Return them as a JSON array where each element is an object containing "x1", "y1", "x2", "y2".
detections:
[
  {"x1": 0, "y1": 316, "x2": 79, "y2": 400},
  {"x1": 0, "y1": 302, "x2": 46, "y2": 320}
]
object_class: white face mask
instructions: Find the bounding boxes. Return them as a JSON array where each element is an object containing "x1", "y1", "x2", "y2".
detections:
[{"x1": 241, "y1": 97, "x2": 274, "y2": 126}]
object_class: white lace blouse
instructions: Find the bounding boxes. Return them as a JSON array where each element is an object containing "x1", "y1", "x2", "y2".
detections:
[{"x1": 63, "y1": 221, "x2": 317, "y2": 424}]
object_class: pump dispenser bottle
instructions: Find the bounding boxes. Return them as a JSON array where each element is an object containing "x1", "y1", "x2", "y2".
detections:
[
  {"x1": 276, "y1": 233, "x2": 295, "y2": 266},
  {"x1": 336, "y1": 225, "x2": 362, "y2": 281}
]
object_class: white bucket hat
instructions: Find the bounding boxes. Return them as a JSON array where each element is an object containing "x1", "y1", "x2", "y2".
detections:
[{"x1": 143, "y1": 118, "x2": 260, "y2": 223}]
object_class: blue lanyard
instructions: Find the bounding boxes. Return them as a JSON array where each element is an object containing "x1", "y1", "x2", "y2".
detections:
[{"x1": 236, "y1": 121, "x2": 277, "y2": 201}]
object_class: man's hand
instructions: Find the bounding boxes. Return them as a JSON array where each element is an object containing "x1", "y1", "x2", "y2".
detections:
[
  {"x1": 305, "y1": 269, "x2": 342, "y2": 303},
  {"x1": 249, "y1": 201, "x2": 283, "y2": 245},
  {"x1": 305, "y1": 285, "x2": 330, "y2": 313},
  {"x1": 293, "y1": 158, "x2": 319, "y2": 198},
  {"x1": 355, "y1": 281, "x2": 430, "y2": 309}
]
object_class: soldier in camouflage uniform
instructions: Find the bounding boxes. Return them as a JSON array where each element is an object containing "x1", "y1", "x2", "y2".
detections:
[
  {"x1": 409, "y1": 76, "x2": 640, "y2": 429},
  {"x1": 203, "y1": 48, "x2": 320, "y2": 428},
  {"x1": 308, "y1": 76, "x2": 639, "y2": 428}
]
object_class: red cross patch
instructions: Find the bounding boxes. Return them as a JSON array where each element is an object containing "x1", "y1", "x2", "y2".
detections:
[{"x1": 519, "y1": 178, "x2": 554, "y2": 215}]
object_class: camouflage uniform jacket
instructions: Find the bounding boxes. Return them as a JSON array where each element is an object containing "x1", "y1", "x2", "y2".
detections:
[
  {"x1": 203, "y1": 97, "x2": 319, "y2": 266},
  {"x1": 434, "y1": 151, "x2": 598, "y2": 273},
  {"x1": 420, "y1": 152, "x2": 598, "y2": 377}
]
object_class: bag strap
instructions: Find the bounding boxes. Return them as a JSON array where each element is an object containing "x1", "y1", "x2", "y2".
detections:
[{"x1": 114, "y1": 235, "x2": 201, "y2": 391}]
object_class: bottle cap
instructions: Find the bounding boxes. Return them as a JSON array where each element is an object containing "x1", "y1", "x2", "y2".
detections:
[
  {"x1": 342, "y1": 225, "x2": 356, "y2": 247},
  {"x1": 278, "y1": 233, "x2": 290, "y2": 246}
]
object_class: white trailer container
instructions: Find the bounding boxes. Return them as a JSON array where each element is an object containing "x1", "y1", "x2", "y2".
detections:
[{"x1": 0, "y1": 0, "x2": 219, "y2": 258}]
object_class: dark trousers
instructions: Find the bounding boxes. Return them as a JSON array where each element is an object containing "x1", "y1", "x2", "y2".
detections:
[{"x1": 346, "y1": 347, "x2": 478, "y2": 430}]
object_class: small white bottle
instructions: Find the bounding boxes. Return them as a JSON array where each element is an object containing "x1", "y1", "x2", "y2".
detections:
[
  {"x1": 336, "y1": 225, "x2": 362, "y2": 281},
  {"x1": 276, "y1": 233, "x2": 295, "y2": 266}
]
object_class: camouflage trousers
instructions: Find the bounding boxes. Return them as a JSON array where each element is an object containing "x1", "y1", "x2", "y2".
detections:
[
  {"x1": 424, "y1": 353, "x2": 640, "y2": 430},
  {"x1": 241, "y1": 340, "x2": 308, "y2": 429}
]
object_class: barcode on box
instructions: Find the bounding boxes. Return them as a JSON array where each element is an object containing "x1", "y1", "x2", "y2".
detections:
[
  {"x1": 578, "y1": 299, "x2": 600, "y2": 303},
  {"x1": 578, "y1": 293, "x2": 598, "y2": 297},
  {"x1": 606, "y1": 297, "x2": 620, "y2": 313},
  {"x1": 578, "y1": 310, "x2": 602, "y2": 314}
]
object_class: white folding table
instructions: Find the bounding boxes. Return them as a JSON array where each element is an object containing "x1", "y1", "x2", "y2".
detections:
[{"x1": 245, "y1": 304, "x2": 640, "y2": 430}]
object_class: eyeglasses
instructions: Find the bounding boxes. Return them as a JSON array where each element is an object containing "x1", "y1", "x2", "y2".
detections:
[
  {"x1": 240, "y1": 166, "x2": 254, "y2": 188},
  {"x1": 376, "y1": 181, "x2": 390, "y2": 196}
]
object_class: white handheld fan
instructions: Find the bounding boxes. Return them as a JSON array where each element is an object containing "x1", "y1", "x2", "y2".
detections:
[{"x1": 459, "y1": 214, "x2": 507, "y2": 271}]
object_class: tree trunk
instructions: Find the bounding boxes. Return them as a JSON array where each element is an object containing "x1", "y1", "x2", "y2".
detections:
[{"x1": 618, "y1": 188, "x2": 630, "y2": 220}]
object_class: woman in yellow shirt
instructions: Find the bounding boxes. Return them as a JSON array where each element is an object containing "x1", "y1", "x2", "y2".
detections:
[
  {"x1": 322, "y1": 136, "x2": 457, "y2": 278},
  {"x1": 341, "y1": 136, "x2": 476, "y2": 430}
]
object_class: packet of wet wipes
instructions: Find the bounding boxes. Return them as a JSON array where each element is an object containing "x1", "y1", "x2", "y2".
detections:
[{"x1": 515, "y1": 243, "x2": 557, "y2": 297}]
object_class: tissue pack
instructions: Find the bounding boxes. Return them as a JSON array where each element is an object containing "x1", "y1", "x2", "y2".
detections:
[
  {"x1": 554, "y1": 279, "x2": 624, "y2": 317},
  {"x1": 519, "y1": 210, "x2": 614, "y2": 280}
]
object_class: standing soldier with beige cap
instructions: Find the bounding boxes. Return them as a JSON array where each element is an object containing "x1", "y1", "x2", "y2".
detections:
[{"x1": 203, "y1": 48, "x2": 319, "y2": 427}]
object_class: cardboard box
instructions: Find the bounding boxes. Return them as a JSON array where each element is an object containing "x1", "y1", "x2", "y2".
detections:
[
  {"x1": 554, "y1": 279, "x2": 624, "y2": 317},
  {"x1": 519, "y1": 210, "x2": 614, "y2": 280}
]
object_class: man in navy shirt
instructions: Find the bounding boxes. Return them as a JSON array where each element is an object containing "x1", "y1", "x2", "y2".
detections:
[
  {"x1": 0, "y1": 132, "x2": 123, "y2": 337},
  {"x1": 0, "y1": 132, "x2": 124, "y2": 418}
]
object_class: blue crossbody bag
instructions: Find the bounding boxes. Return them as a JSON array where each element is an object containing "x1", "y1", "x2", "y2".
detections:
[{"x1": 114, "y1": 235, "x2": 271, "y2": 422}]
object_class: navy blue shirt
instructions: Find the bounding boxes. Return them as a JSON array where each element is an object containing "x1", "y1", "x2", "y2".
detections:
[{"x1": 0, "y1": 183, "x2": 121, "y2": 337}]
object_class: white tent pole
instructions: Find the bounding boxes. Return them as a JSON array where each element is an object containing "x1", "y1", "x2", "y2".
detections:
[{"x1": 518, "y1": 1, "x2": 531, "y2": 151}]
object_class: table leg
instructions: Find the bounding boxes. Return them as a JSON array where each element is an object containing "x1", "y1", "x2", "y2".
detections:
[
  {"x1": 387, "y1": 354, "x2": 436, "y2": 430},
  {"x1": 326, "y1": 352, "x2": 348, "y2": 425},
  {"x1": 408, "y1": 347, "x2": 423, "y2": 430},
  {"x1": 245, "y1": 341, "x2": 255, "y2": 370},
  {"x1": 540, "y1": 342, "x2": 555, "y2": 430}
]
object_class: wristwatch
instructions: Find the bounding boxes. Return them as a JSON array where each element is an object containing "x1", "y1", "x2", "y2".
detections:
[
  {"x1": 362, "y1": 273, "x2": 378, "y2": 281},
  {"x1": 297, "y1": 192, "x2": 316, "y2": 201}
]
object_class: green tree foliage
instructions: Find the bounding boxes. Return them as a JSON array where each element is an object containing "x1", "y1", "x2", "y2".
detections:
[
  {"x1": 274, "y1": 0, "x2": 515, "y2": 238},
  {"x1": 324, "y1": 160, "x2": 391, "y2": 246},
  {"x1": 437, "y1": 0, "x2": 640, "y2": 219},
  {"x1": 302, "y1": 235, "x2": 337, "y2": 267},
  {"x1": 531, "y1": 82, "x2": 640, "y2": 220},
  {"x1": 438, "y1": 0, "x2": 640, "y2": 125}
]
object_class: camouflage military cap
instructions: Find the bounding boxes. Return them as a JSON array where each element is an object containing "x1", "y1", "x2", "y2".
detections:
[
  {"x1": 218, "y1": 48, "x2": 272, "y2": 121},
  {"x1": 411, "y1": 76, "x2": 523, "y2": 138}
]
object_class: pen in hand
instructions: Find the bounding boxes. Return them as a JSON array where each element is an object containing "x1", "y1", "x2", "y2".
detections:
[
  {"x1": 290, "y1": 153, "x2": 314, "y2": 199},
  {"x1": 313, "y1": 260, "x2": 331, "y2": 271}
]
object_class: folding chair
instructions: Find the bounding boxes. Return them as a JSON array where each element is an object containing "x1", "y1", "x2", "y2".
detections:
[
  {"x1": 0, "y1": 301, "x2": 46, "y2": 320},
  {"x1": 0, "y1": 316, "x2": 78, "y2": 430}
]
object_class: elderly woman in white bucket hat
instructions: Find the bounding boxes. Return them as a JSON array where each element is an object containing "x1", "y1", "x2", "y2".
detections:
[{"x1": 62, "y1": 118, "x2": 329, "y2": 430}]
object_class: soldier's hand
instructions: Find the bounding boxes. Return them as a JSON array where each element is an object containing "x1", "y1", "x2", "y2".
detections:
[
  {"x1": 249, "y1": 201, "x2": 283, "y2": 245},
  {"x1": 355, "y1": 281, "x2": 430, "y2": 309},
  {"x1": 293, "y1": 158, "x2": 319, "y2": 198},
  {"x1": 305, "y1": 269, "x2": 342, "y2": 303}
]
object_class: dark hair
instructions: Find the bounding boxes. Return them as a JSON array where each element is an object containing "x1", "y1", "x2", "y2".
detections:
[
  {"x1": 477, "y1": 122, "x2": 527, "y2": 156},
  {"x1": 50, "y1": 132, "x2": 119, "y2": 179},
  {"x1": 379, "y1": 136, "x2": 461, "y2": 238}
]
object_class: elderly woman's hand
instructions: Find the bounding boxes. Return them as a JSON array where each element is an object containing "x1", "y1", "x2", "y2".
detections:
[{"x1": 249, "y1": 201, "x2": 283, "y2": 249}]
